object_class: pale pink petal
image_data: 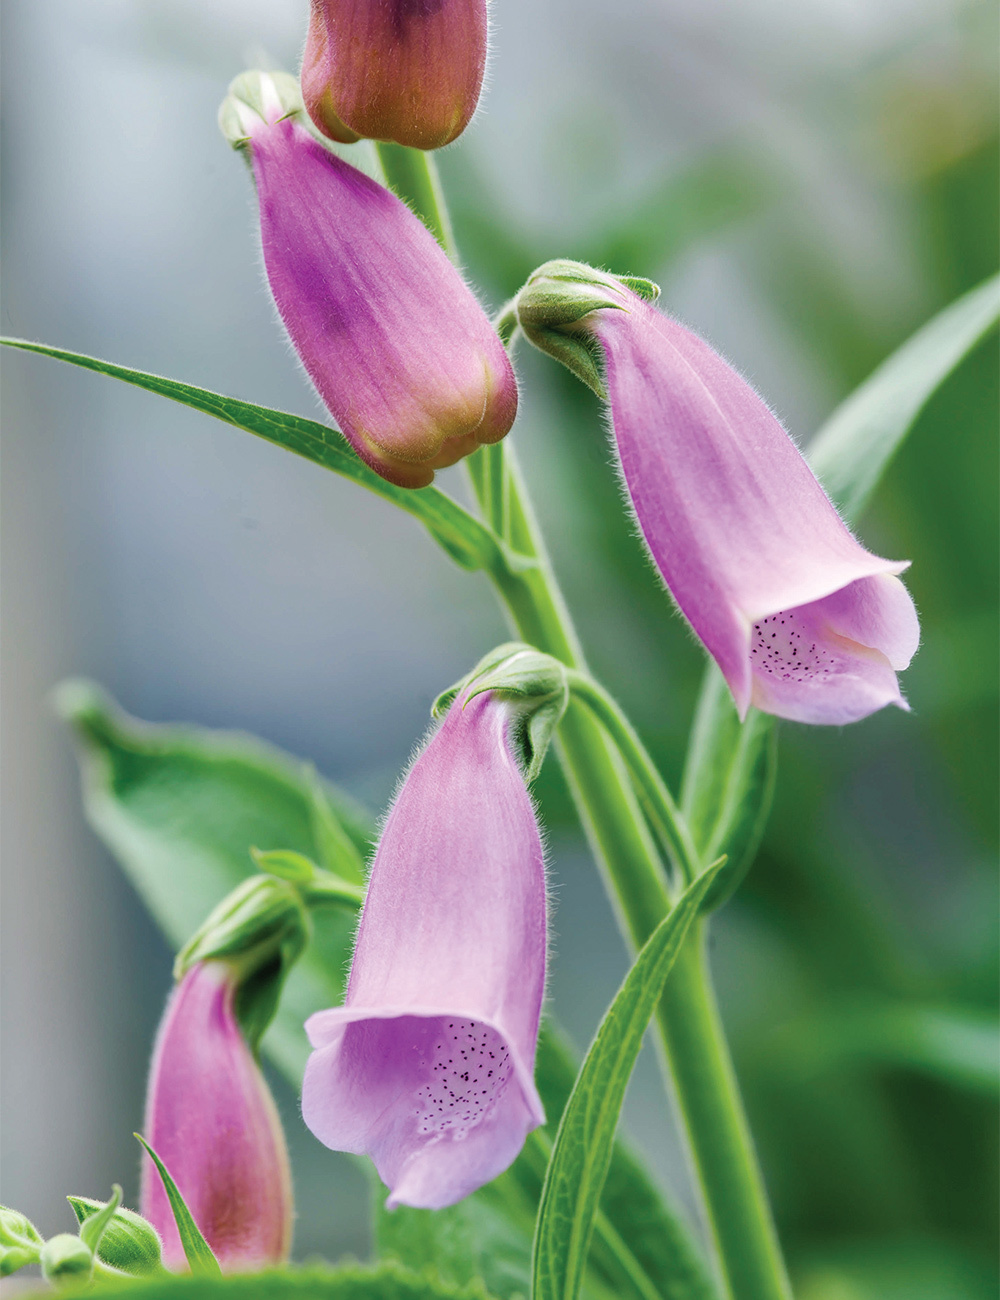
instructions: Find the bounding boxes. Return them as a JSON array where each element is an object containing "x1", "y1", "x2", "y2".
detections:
[{"x1": 301, "y1": 692, "x2": 547, "y2": 1209}]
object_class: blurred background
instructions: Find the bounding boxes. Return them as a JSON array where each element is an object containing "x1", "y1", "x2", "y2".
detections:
[{"x1": 2, "y1": 1, "x2": 997, "y2": 1296}]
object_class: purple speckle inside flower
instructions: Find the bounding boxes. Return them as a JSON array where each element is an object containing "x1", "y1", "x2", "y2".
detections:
[
  {"x1": 750, "y1": 611, "x2": 839, "y2": 683},
  {"x1": 414, "y1": 1020, "x2": 514, "y2": 1140}
]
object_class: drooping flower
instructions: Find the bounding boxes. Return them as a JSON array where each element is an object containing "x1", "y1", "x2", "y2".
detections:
[
  {"x1": 516, "y1": 261, "x2": 920, "y2": 726},
  {"x1": 301, "y1": 0, "x2": 487, "y2": 150},
  {"x1": 220, "y1": 72, "x2": 517, "y2": 489},
  {"x1": 302, "y1": 687, "x2": 548, "y2": 1210},
  {"x1": 141, "y1": 960, "x2": 293, "y2": 1271}
]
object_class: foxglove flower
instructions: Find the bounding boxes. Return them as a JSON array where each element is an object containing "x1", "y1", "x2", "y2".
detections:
[
  {"x1": 516, "y1": 261, "x2": 920, "y2": 726},
  {"x1": 141, "y1": 960, "x2": 293, "y2": 1271},
  {"x1": 302, "y1": 686, "x2": 548, "y2": 1210},
  {"x1": 302, "y1": 0, "x2": 487, "y2": 150},
  {"x1": 220, "y1": 72, "x2": 517, "y2": 489}
]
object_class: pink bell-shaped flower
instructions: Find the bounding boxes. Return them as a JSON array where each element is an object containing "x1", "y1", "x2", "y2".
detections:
[
  {"x1": 302, "y1": 686, "x2": 548, "y2": 1210},
  {"x1": 301, "y1": 0, "x2": 487, "y2": 150},
  {"x1": 220, "y1": 72, "x2": 517, "y2": 489},
  {"x1": 140, "y1": 960, "x2": 293, "y2": 1271},
  {"x1": 516, "y1": 261, "x2": 920, "y2": 726}
]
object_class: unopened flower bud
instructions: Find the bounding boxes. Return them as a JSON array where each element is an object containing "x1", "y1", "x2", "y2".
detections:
[
  {"x1": 141, "y1": 959, "x2": 293, "y2": 1271},
  {"x1": 302, "y1": 0, "x2": 487, "y2": 150},
  {"x1": 0, "y1": 1205, "x2": 43, "y2": 1277},
  {"x1": 40, "y1": 1234, "x2": 92, "y2": 1286},
  {"x1": 220, "y1": 71, "x2": 517, "y2": 489},
  {"x1": 68, "y1": 1197, "x2": 164, "y2": 1277}
]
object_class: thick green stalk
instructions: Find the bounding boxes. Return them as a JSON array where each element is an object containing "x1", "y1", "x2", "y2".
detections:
[{"x1": 391, "y1": 147, "x2": 791, "y2": 1300}]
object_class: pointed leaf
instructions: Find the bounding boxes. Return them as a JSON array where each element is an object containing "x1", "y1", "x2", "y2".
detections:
[
  {"x1": 680, "y1": 663, "x2": 777, "y2": 912},
  {"x1": 532, "y1": 861, "x2": 725, "y2": 1300},
  {"x1": 0, "y1": 337, "x2": 499, "y2": 572},
  {"x1": 55, "y1": 680, "x2": 373, "y2": 1078},
  {"x1": 808, "y1": 273, "x2": 1000, "y2": 521},
  {"x1": 134, "y1": 1136, "x2": 220, "y2": 1277}
]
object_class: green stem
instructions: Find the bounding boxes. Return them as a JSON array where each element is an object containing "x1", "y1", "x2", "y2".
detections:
[
  {"x1": 391, "y1": 147, "x2": 791, "y2": 1300},
  {"x1": 375, "y1": 142, "x2": 456, "y2": 257},
  {"x1": 566, "y1": 668, "x2": 702, "y2": 886}
]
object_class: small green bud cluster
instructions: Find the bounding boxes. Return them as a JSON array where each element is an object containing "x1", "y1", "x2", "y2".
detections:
[
  {"x1": 512, "y1": 259, "x2": 660, "y2": 398},
  {"x1": 434, "y1": 642, "x2": 570, "y2": 782},
  {"x1": 1, "y1": 1187, "x2": 164, "y2": 1286}
]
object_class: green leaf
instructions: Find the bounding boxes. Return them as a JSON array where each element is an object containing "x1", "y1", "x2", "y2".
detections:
[
  {"x1": 54, "y1": 679, "x2": 374, "y2": 1078},
  {"x1": 68, "y1": 1196, "x2": 165, "y2": 1277},
  {"x1": 86, "y1": 1261, "x2": 499, "y2": 1298},
  {"x1": 0, "y1": 337, "x2": 500, "y2": 573},
  {"x1": 532, "y1": 862, "x2": 724, "y2": 1300},
  {"x1": 807, "y1": 273, "x2": 1000, "y2": 522},
  {"x1": 777, "y1": 1002, "x2": 1000, "y2": 1097},
  {"x1": 134, "y1": 1136, "x2": 220, "y2": 1277},
  {"x1": 680, "y1": 663, "x2": 777, "y2": 913},
  {"x1": 378, "y1": 1024, "x2": 716, "y2": 1300}
]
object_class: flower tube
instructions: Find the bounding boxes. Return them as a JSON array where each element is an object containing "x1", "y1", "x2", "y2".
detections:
[
  {"x1": 516, "y1": 261, "x2": 920, "y2": 726},
  {"x1": 220, "y1": 72, "x2": 517, "y2": 489},
  {"x1": 141, "y1": 960, "x2": 293, "y2": 1271},
  {"x1": 302, "y1": 688, "x2": 548, "y2": 1210},
  {"x1": 301, "y1": 0, "x2": 487, "y2": 150}
]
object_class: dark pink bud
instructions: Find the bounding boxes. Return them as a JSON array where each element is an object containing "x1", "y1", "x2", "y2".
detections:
[
  {"x1": 140, "y1": 961, "x2": 292, "y2": 1271},
  {"x1": 221, "y1": 73, "x2": 517, "y2": 489},
  {"x1": 301, "y1": 0, "x2": 487, "y2": 150}
]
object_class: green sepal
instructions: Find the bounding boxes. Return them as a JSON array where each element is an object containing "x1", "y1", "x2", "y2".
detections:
[
  {"x1": 514, "y1": 260, "x2": 660, "y2": 398},
  {"x1": 40, "y1": 1233, "x2": 94, "y2": 1286},
  {"x1": 433, "y1": 643, "x2": 569, "y2": 783},
  {"x1": 77, "y1": 1184, "x2": 122, "y2": 1257},
  {"x1": 0, "y1": 1204, "x2": 44, "y2": 1277},
  {"x1": 174, "y1": 873, "x2": 310, "y2": 1052},
  {"x1": 218, "y1": 70, "x2": 303, "y2": 151},
  {"x1": 134, "y1": 1136, "x2": 221, "y2": 1277},
  {"x1": 69, "y1": 1194, "x2": 165, "y2": 1278},
  {"x1": 250, "y1": 847, "x2": 366, "y2": 910}
]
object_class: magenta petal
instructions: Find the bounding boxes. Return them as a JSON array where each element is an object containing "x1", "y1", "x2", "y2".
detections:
[
  {"x1": 140, "y1": 961, "x2": 292, "y2": 1271},
  {"x1": 301, "y1": 692, "x2": 546, "y2": 1209},
  {"x1": 302, "y1": 0, "x2": 487, "y2": 150},
  {"x1": 592, "y1": 296, "x2": 920, "y2": 724},
  {"x1": 244, "y1": 109, "x2": 516, "y2": 489}
]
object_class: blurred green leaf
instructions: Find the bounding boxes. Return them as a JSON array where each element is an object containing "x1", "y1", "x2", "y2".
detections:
[
  {"x1": 778, "y1": 1002, "x2": 999, "y2": 1097},
  {"x1": 795, "y1": 1237, "x2": 999, "y2": 1300},
  {"x1": 532, "y1": 863, "x2": 723, "y2": 1300},
  {"x1": 808, "y1": 273, "x2": 1000, "y2": 522},
  {"x1": 680, "y1": 664, "x2": 777, "y2": 912},
  {"x1": 87, "y1": 1261, "x2": 498, "y2": 1297},
  {"x1": 54, "y1": 679, "x2": 372, "y2": 1078},
  {"x1": 0, "y1": 337, "x2": 499, "y2": 573},
  {"x1": 134, "y1": 1137, "x2": 220, "y2": 1277}
]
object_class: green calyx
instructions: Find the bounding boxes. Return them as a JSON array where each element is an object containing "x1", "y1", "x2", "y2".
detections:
[
  {"x1": 513, "y1": 259, "x2": 661, "y2": 398},
  {"x1": 40, "y1": 1233, "x2": 93, "y2": 1286},
  {"x1": 218, "y1": 69, "x2": 304, "y2": 151},
  {"x1": 175, "y1": 874, "x2": 311, "y2": 1051},
  {"x1": 175, "y1": 851, "x2": 366, "y2": 1051},
  {"x1": 0, "y1": 1205, "x2": 44, "y2": 1277},
  {"x1": 434, "y1": 642, "x2": 569, "y2": 783},
  {"x1": 68, "y1": 1194, "x2": 165, "y2": 1278}
]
